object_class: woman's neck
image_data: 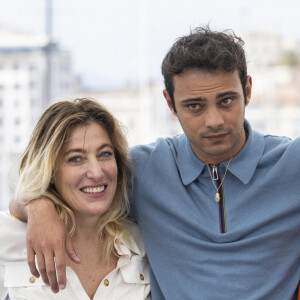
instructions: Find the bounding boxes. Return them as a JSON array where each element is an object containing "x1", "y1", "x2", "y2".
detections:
[
  {"x1": 72, "y1": 212, "x2": 100, "y2": 237},
  {"x1": 66, "y1": 217, "x2": 117, "y2": 300}
]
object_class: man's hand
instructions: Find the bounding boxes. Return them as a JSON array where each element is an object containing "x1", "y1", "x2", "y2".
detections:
[{"x1": 26, "y1": 199, "x2": 80, "y2": 293}]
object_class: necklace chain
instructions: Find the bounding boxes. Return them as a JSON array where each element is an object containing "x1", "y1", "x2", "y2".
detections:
[{"x1": 207, "y1": 158, "x2": 232, "y2": 202}]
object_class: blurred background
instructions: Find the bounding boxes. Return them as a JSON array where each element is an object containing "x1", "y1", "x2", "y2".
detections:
[{"x1": 0, "y1": 0, "x2": 300, "y2": 209}]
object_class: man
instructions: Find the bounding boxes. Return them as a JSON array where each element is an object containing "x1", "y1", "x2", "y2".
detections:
[{"x1": 11, "y1": 27, "x2": 300, "y2": 299}]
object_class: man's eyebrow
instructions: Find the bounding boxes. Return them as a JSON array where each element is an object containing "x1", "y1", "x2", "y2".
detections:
[
  {"x1": 64, "y1": 144, "x2": 114, "y2": 157},
  {"x1": 180, "y1": 91, "x2": 239, "y2": 104},
  {"x1": 216, "y1": 91, "x2": 239, "y2": 99},
  {"x1": 181, "y1": 97, "x2": 207, "y2": 104}
]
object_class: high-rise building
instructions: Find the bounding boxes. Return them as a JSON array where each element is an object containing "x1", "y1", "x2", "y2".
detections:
[{"x1": 0, "y1": 26, "x2": 80, "y2": 209}]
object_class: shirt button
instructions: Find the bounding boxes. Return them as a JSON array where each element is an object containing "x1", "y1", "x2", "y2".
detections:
[
  {"x1": 104, "y1": 279, "x2": 109, "y2": 286},
  {"x1": 140, "y1": 274, "x2": 144, "y2": 281},
  {"x1": 29, "y1": 276, "x2": 36, "y2": 283}
]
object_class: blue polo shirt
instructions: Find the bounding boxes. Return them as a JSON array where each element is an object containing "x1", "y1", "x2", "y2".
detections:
[{"x1": 128, "y1": 120, "x2": 300, "y2": 300}]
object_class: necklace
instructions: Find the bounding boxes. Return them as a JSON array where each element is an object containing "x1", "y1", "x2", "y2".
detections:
[{"x1": 207, "y1": 158, "x2": 232, "y2": 202}]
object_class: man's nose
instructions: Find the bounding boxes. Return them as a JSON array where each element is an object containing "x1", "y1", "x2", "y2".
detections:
[{"x1": 204, "y1": 107, "x2": 224, "y2": 129}]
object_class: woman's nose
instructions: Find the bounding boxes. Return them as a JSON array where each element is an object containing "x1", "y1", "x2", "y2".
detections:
[{"x1": 86, "y1": 162, "x2": 104, "y2": 180}]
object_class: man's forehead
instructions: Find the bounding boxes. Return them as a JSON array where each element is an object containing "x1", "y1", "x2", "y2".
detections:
[
  {"x1": 174, "y1": 68, "x2": 239, "y2": 81},
  {"x1": 173, "y1": 69, "x2": 241, "y2": 98}
]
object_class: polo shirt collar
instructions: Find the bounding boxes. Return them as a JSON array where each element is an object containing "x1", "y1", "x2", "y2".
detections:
[
  {"x1": 177, "y1": 120, "x2": 265, "y2": 185},
  {"x1": 177, "y1": 134, "x2": 206, "y2": 185},
  {"x1": 229, "y1": 120, "x2": 265, "y2": 184}
]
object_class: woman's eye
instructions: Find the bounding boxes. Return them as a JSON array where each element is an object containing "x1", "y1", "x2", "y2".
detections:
[
  {"x1": 68, "y1": 156, "x2": 81, "y2": 163},
  {"x1": 99, "y1": 151, "x2": 113, "y2": 159}
]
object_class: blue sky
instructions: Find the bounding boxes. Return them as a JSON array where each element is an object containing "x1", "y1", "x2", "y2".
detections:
[{"x1": 0, "y1": 0, "x2": 299, "y2": 89}]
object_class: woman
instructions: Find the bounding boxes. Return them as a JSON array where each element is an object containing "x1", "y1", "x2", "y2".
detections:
[{"x1": 0, "y1": 98, "x2": 150, "y2": 299}]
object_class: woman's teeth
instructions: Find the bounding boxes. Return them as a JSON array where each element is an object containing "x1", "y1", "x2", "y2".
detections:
[{"x1": 82, "y1": 186, "x2": 105, "y2": 194}]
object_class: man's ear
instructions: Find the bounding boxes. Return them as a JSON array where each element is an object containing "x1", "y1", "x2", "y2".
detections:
[
  {"x1": 245, "y1": 75, "x2": 252, "y2": 107},
  {"x1": 163, "y1": 89, "x2": 177, "y2": 116}
]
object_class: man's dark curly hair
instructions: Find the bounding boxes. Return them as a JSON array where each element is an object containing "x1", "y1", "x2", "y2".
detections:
[{"x1": 161, "y1": 26, "x2": 248, "y2": 111}]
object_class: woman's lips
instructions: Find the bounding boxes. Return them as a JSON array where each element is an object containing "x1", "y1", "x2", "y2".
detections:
[{"x1": 81, "y1": 185, "x2": 106, "y2": 194}]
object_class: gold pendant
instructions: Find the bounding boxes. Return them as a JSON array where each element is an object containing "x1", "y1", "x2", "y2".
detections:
[{"x1": 215, "y1": 192, "x2": 220, "y2": 202}]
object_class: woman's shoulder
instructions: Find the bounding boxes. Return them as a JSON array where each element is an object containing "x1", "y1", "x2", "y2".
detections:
[{"x1": 0, "y1": 211, "x2": 27, "y2": 229}]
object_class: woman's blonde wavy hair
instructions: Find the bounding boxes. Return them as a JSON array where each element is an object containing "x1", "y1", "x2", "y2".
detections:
[{"x1": 16, "y1": 98, "x2": 130, "y2": 261}]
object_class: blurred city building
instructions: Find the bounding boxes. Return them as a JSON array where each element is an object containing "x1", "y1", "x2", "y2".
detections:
[
  {"x1": 244, "y1": 29, "x2": 300, "y2": 138},
  {"x1": 0, "y1": 27, "x2": 300, "y2": 210},
  {"x1": 0, "y1": 26, "x2": 81, "y2": 209},
  {"x1": 81, "y1": 81, "x2": 181, "y2": 147}
]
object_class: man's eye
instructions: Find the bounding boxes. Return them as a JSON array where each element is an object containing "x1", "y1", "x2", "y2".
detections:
[
  {"x1": 222, "y1": 98, "x2": 233, "y2": 105},
  {"x1": 188, "y1": 104, "x2": 200, "y2": 110}
]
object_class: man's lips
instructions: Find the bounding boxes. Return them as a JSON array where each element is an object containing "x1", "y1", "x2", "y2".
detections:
[{"x1": 204, "y1": 133, "x2": 228, "y2": 142}]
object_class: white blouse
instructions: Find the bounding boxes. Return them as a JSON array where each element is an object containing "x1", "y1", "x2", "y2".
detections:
[{"x1": 0, "y1": 212, "x2": 150, "y2": 300}]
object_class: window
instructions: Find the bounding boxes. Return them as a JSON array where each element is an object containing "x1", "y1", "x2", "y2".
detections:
[
  {"x1": 14, "y1": 99, "x2": 20, "y2": 107},
  {"x1": 61, "y1": 62, "x2": 69, "y2": 72},
  {"x1": 60, "y1": 81, "x2": 70, "y2": 90},
  {"x1": 30, "y1": 81, "x2": 37, "y2": 89},
  {"x1": 14, "y1": 136, "x2": 21, "y2": 143},
  {"x1": 14, "y1": 118, "x2": 20, "y2": 126},
  {"x1": 29, "y1": 64, "x2": 36, "y2": 71},
  {"x1": 13, "y1": 63, "x2": 20, "y2": 70},
  {"x1": 31, "y1": 98, "x2": 40, "y2": 107}
]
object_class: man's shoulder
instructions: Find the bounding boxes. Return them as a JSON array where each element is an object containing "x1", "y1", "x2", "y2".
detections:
[
  {"x1": 129, "y1": 134, "x2": 185, "y2": 159},
  {"x1": 246, "y1": 121, "x2": 295, "y2": 156},
  {"x1": 128, "y1": 134, "x2": 186, "y2": 177},
  {"x1": 263, "y1": 133, "x2": 291, "y2": 143},
  {"x1": 256, "y1": 131, "x2": 300, "y2": 165},
  {"x1": 262, "y1": 132, "x2": 298, "y2": 152}
]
